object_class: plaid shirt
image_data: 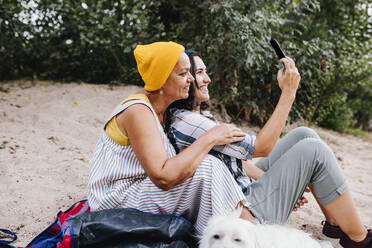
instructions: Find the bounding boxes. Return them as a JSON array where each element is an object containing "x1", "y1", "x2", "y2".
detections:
[{"x1": 168, "y1": 109, "x2": 255, "y2": 192}]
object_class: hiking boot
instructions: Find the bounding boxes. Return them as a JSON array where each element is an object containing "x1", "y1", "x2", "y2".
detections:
[
  {"x1": 340, "y1": 229, "x2": 372, "y2": 248},
  {"x1": 322, "y1": 220, "x2": 343, "y2": 239}
]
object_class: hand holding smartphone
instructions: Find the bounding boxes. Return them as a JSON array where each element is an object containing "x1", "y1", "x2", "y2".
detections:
[{"x1": 270, "y1": 38, "x2": 301, "y2": 93}]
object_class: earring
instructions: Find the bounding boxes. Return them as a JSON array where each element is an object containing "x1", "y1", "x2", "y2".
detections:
[{"x1": 159, "y1": 89, "x2": 163, "y2": 95}]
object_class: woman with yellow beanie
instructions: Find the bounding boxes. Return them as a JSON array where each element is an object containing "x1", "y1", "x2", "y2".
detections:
[{"x1": 88, "y1": 41, "x2": 249, "y2": 235}]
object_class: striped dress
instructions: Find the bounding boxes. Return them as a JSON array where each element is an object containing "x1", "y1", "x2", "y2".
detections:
[{"x1": 88, "y1": 94, "x2": 248, "y2": 234}]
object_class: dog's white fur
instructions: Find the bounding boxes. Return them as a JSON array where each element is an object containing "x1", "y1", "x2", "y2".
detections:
[{"x1": 199, "y1": 209, "x2": 333, "y2": 248}]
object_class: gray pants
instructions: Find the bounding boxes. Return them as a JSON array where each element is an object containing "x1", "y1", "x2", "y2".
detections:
[{"x1": 245, "y1": 127, "x2": 348, "y2": 224}]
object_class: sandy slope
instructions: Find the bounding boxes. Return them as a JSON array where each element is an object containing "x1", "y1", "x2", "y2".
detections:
[{"x1": 0, "y1": 81, "x2": 371, "y2": 247}]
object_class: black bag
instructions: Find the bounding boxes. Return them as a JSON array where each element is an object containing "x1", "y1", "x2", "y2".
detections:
[{"x1": 67, "y1": 208, "x2": 198, "y2": 248}]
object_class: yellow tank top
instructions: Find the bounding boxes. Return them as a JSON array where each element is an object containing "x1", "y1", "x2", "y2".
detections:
[{"x1": 105, "y1": 94, "x2": 150, "y2": 146}]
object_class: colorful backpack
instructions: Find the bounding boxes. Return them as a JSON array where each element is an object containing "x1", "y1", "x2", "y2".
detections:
[
  {"x1": 0, "y1": 200, "x2": 197, "y2": 248},
  {"x1": 1, "y1": 200, "x2": 89, "y2": 248}
]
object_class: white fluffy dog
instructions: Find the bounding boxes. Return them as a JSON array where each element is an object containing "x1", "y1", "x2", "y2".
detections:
[{"x1": 199, "y1": 209, "x2": 333, "y2": 248}]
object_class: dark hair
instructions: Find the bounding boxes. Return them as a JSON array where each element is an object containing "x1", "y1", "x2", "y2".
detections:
[{"x1": 164, "y1": 51, "x2": 210, "y2": 132}]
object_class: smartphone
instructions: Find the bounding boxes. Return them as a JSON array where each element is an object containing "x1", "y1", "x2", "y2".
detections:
[{"x1": 270, "y1": 38, "x2": 286, "y2": 60}]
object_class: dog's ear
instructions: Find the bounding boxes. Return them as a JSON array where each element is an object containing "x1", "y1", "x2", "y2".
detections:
[{"x1": 228, "y1": 205, "x2": 243, "y2": 219}]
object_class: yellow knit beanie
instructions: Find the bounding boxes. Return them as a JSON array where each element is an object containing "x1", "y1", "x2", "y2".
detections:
[{"x1": 134, "y1": 41, "x2": 185, "y2": 91}]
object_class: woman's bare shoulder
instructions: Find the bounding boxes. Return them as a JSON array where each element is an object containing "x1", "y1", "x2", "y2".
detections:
[{"x1": 116, "y1": 103, "x2": 157, "y2": 136}]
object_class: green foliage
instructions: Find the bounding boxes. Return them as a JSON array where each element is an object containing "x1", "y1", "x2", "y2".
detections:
[
  {"x1": 0, "y1": 0, "x2": 33, "y2": 79},
  {"x1": 1, "y1": 0, "x2": 371, "y2": 131},
  {"x1": 348, "y1": 128, "x2": 366, "y2": 137},
  {"x1": 1, "y1": 0, "x2": 167, "y2": 83},
  {"x1": 161, "y1": 0, "x2": 372, "y2": 128},
  {"x1": 319, "y1": 94, "x2": 354, "y2": 132},
  {"x1": 347, "y1": 82, "x2": 372, "y2": 130}
]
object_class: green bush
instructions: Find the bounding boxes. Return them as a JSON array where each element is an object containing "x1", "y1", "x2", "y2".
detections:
[
  {"x1": 1, "y1": 0, "x2": 371, "y2": 131},
  {"x1": 347, "y1": 82, "x2": 372, "y2": 130},
  {"x1": 319, "y1": 95, "x2": 354, "y2": 132}
]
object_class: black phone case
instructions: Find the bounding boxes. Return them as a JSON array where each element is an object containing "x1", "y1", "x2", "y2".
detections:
[{"x1": 270, "y1": 38, "x2": 286, "y2": 59}]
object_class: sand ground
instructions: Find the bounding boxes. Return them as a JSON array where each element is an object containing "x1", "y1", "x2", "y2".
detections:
[{"x1": 0, "y1": 81, "x2": 371, "y2": 247}]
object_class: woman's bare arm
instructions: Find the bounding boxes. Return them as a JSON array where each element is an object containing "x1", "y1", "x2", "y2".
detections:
[
  {"x1": 242, "y1": 160, "x2": 264, "y2": 180},
  {"x1": 253, "y1": 57, "x2": 300, "y2": 157},
  {"x1": 117, "y1": 104, "x2": 245, "y2": 190}
]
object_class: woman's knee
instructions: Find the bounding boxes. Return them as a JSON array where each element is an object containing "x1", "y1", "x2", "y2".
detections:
[
  {"x1": 296, "y1": 137, "x2": 326, "y2": 156},
  {"x1": 294, "y1": 138, "x2": 338, "y2": 171},
  {"x1": 288, "y1": 126, "x2": 320, "y2": 141}
]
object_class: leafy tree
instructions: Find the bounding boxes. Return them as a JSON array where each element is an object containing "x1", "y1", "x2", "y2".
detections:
[
  {"x1": 0, "y1": 0, "x2": 33, "y2": 79},
  {"x1": 0, "y1": 0, "x2": 371, "y2": 130}
]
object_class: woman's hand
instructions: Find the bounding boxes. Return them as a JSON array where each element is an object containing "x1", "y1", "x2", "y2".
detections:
[
  {"x1": 293, "y1": 196, "x2": 309, "y2": 212},
  {"x1": 208, "y1": 123, "x2": 245, "y2": 145},
  {"x1": 277, "y1": 57, "x2": 301, "y2": 97},
  {"x1": 293, "y1": 187, "x2": 311, "y2": 211}
]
